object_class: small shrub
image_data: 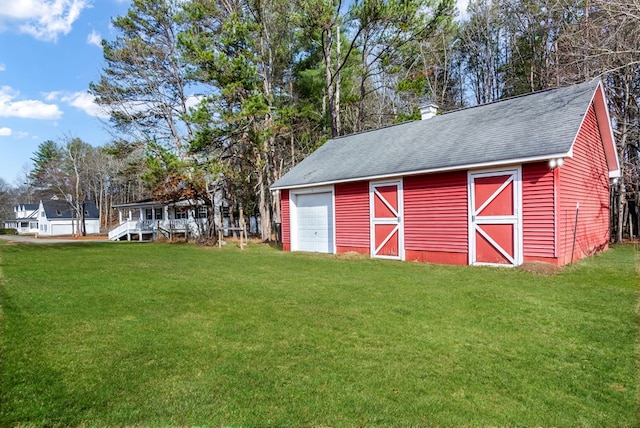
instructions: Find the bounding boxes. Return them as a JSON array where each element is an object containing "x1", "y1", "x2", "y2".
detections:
[{"x1": 0, "y1": 228, "x2": 17, "y2": 235}]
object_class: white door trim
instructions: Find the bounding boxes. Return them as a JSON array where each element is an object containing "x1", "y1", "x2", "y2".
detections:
[
  {"x1": 370, "y1": 179, "x2": 404, "y2": 260},
  {"x1": 468, "y1": 167, "x2": 523, "y2": 266},
  {"x1": 289, "y1": 186, "x2": 335, "y2": 253}
]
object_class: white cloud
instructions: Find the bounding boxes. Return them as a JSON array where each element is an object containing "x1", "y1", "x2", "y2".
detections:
[
  {"x1": 0, "y1": 0, "x2": 91, "y2": 42},
  {"x1": 43, "y1": 90, "x2": 62, "y2": 101},
  {"x1": 87, "y1": 29, "x2": 101, "y2": 47},
  {"x1": 0, "y1": 86, "x2": 62, "y2": 119},
  {"x1": 0, "y1": 127, "x2": 11, "y2": 136},
  {"x1": 185, "y1": 94, "x2": 204, "y2": 110},
  {"x1": 54, "y1": 90, "x2": 109, "y2": 118},
  {"x1": 0, "y1": 63, "x2": 5, "y2": 71}
]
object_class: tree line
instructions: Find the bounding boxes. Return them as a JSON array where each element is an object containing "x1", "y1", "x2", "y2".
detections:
[{"x1": 1, "y1": 0, "x2": 638, "y2": 242}]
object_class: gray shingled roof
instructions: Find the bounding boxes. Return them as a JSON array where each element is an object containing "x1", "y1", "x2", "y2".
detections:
[
  {"x1": 42, "y1": 200, "x2": 100, "y2": 219},
  {"x1": 14, "y1": 204, "x2": 39, "y2": 220},
  {"x1": 19, "y1": 204, "x2": 39, "y2": 211},
  {"x1": 272, "y1": 80, "x2": 599, "y2": 190}
]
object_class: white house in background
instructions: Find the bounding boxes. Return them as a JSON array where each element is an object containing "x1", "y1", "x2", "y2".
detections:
[
  {"x1": 4, "y1": 200, "x2": 101, "y2": 236},
  {"x1": 108, "y1": 197, "x2": 263, "y2": 241},
  {"x1": 37, "y1": 199, "x2": 101, "y2": 236},
  {"x1": 3, "y1": 203, "x2": 39, "y2": 234},
  {"x1": 109, "y1": 199, "x2": 210, "y2": 241}
]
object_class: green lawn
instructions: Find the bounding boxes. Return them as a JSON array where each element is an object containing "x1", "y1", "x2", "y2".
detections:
[{"x1": 0, "y1": 241, "x2": 637, "y2": 427}]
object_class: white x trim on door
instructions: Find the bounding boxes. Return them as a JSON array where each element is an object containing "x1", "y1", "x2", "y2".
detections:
[
  {"x1": 468, "y1": 167, "x2": 522, "y2": 266},
  {"x1": 370, "y1": 180, "x2": 403, "y2": 260}
]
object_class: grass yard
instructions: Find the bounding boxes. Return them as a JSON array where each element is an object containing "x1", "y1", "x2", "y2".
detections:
[{"x1": 0, "y1": 241, "x2": 637, "y2": 427}]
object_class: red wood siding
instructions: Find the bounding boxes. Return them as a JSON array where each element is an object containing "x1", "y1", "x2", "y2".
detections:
[
  {"x1": 280, "y1": 100, "x2": 611, "y2": 267},
  {"x1": 335, "y1": 181, "x2": 369, "y2": 253},
  {"x1": 403, "y1": 171, "x2": 468, "y2": 258},
  {"x1": 557, "y1": 104, "x2": 610, "y2": 264},
  {"x1": 280, "y1": 190, "x2": 290, "y2": 251},
  {"x1": 522, "y1": 162, "x2": 556, "y2": 259}
]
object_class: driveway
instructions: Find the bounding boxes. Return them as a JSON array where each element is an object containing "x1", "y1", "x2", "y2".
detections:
[{"x1": 0, "y1": 235, "x2": 110, "y2": 244}]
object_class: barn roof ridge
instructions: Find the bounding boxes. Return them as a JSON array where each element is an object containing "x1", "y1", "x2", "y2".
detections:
[
  {"x1": 439, "y1": 80, "x2": 594, "y2": 116},
  {"x1": 332, "y1": 81, "x2": 598, "y2": 142},
  {"x1": 332, "y1": 120, "x2": 413, "y2": 141},
  {"x1": 271, "y1": 80, "x2": 605, "y2": 190}
]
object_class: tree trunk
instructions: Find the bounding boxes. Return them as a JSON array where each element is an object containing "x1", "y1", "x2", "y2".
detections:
[
  {"x1": 258, "y1": 169, "x2": 271, "y2": 242},
  {"x1": 334, "y1": 24, "x2": 341, "y2": 137},
  {"x1": 323, "y1": 25, "x2": 341, "y2": 138},
  {"x1": 616, "y1": 183, "x2": 624, "y2": 243}
]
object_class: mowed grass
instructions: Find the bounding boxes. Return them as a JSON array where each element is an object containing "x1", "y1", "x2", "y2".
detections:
[{"x1": 0, "y1": 241, "x2": 637, "y2": 427}]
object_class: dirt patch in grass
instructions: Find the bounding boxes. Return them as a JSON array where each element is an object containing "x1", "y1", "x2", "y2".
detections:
[
  {"x1": 518, "y1": 261, "x2": 564, "y2": 275},
  {"x1": 334, "y1": 251, "x2": 369, "y2": 260}
]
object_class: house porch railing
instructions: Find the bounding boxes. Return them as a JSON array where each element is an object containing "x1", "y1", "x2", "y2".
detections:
[{"x1": 108, "y1": 218, "x2": 208, "y2": 241}]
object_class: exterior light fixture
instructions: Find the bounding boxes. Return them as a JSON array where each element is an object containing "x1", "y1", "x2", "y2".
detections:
[{"x1": 549, "y1": 157, "x2": 564, "y2": 169}]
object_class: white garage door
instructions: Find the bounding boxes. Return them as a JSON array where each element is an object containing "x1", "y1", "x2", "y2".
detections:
[
  {"x1": 295, "y1": 192, "x2": 333, "y2": 253},
  {"x1": 51, "y1": 223, "x2": 74, "y2": 236}
]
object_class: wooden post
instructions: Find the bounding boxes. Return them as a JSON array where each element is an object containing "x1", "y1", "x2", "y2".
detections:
[
  {"x1": 239, "y1": 204, "x2": 244, "y2": 250},
  {"x1": 217, "y1": 208, "x2": 223, "y2": 248},
  {"x1": 570, "y1": 202, "x2": 579, "y2": 265},
  {"x1": 243, "y1": 223, "x2": 247, "y2": 247}
]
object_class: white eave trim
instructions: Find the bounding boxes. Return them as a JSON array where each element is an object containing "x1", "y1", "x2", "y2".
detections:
[
  {"x1": 111, "y1": 201, "x2": 161, "y2": 209},
  {"x1": 569, "y1": 81, "x2": 621, "y2": 178},
  {"x1": 271, "y1": 152, "x2": 570, "y2": 191},
  {"x1": 111, "y1": 199, "x2": 206, "y2": 209}
]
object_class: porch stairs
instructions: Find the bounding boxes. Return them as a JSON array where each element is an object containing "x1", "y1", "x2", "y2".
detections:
[
  {"x1": 108, "y1": 220, "x2": 155, "y2": 241},
  {"x1": 108, "y1": 219, "x2": 194, "y2": 241}
]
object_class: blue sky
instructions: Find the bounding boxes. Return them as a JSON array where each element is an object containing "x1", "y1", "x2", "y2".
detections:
[
  {"x1": 0, "y1": 0, "x2": 131, "y2": 185},
  {"x1": 0, "y1": 0, "x2": 469, "y2": 186}
]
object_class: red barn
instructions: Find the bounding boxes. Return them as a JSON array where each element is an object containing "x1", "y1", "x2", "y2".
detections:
[{"x1": 271, "y1": 81, "x2": 620, "y2": 266}]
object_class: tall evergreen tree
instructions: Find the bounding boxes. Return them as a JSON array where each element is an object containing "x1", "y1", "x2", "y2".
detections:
[
  {"x1": 30, "y1": 140, "x2": 63, "y2": 198},
  {"x1": 90, "y1": 0, "x2": 195, "y2": 160},
  {"x1": 181, "y1": 0, "x2": 305, "y2": 241}
]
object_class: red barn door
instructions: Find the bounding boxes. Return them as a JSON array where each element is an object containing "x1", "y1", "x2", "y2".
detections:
[
  {"x1": 370, "y1": 181, "x2": 403, "y2": 260},
  {"x1": 469, "y1": 168, "x2": 522, "y2": 266}
]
